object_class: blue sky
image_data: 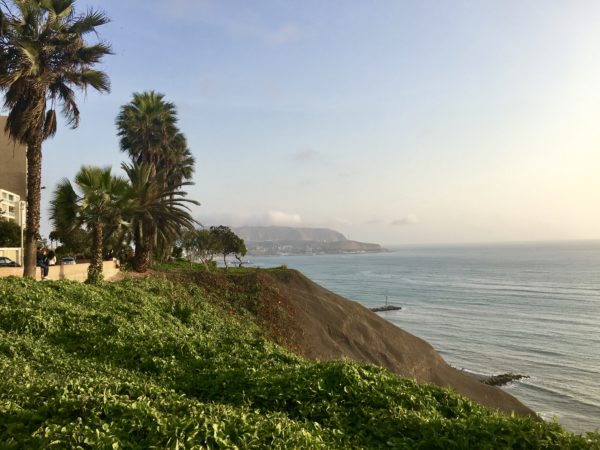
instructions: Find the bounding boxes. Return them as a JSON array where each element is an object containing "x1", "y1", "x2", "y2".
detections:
[{"x1": 30, "y1": 0, "x2": 600, "y2": 245}]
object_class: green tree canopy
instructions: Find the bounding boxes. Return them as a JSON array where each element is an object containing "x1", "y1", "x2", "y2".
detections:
[
  {"x1": 210, "y1": 226, "x2": 247, "y2": 269},
  {"x1": 117, "y1": 91, "x2": 179, "y2": 174},
  {"x1": 181, "y1": 228, "x2": 219, "y2": 268},
  {"x1": 0, "y1": 219, "x2": 20, "y2": 247},
  {"x1": 48, "y1": 227, "x2": 91, "y2": 259}
]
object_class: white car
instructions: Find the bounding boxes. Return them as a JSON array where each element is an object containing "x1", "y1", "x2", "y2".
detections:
[{"x1": 61, "y1": 257, "x2": 76, "y2": 265}]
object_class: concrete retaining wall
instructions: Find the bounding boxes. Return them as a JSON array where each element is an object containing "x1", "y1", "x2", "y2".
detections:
[
  {"x1": 0, "y1": 248, "x2": 20, "y2": 262},
  {"x1": 0, "y1": 260, "x2": 120, "y2": 282}
]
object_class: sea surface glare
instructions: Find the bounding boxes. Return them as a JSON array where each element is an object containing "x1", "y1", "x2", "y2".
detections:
[{"x1": 252, "y1": 241, "x2": 600, "y2": 434}]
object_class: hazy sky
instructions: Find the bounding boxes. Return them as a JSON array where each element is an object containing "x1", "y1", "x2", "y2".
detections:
[{"x1": 20, "y1": 0, "x2": 600, "y2": 245}]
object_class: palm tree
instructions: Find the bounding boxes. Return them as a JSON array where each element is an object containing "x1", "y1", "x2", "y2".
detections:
[
  {"x1": 161, "y1": 132, "x2": 195, "y2": 192},
  {"x1": 117, "y1": 92, "x2": 197, "y2": 263},
  {"x1": 155, "y1": 132, "x2": 195, "y2": 261},
  {"x1": 122, "y1": 162, "x2": 198, "y2": 272},
  {"x1": 116, "y1": 91, "x2": 179, "y2": 174},
  {"x1": 0, "y1": 0, "x2": 111, "y2": 278},
  {"x1": 50, "y1": 166, "x2": 129, "y2": 283}
]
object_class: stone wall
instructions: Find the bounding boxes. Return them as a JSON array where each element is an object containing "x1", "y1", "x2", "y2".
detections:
[{"x1": 0, "y1": 260, "x2": 120, "y2": 282}]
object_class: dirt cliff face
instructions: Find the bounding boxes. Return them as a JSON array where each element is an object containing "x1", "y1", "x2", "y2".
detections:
[
  {"x1": 265, "y1": 269, "x2": 535, "y2": 418},
  {"x1": 169, "y1": 267, "x2": 535, "y2": 418}
]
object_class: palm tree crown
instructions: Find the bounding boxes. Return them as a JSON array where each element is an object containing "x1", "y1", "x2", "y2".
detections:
[
  {"x1": 116, "y1": 91, "x2": 179, "y2": 171},
  {"x1": 0, "y1": 0, "x2": 111, "y2": 141}
]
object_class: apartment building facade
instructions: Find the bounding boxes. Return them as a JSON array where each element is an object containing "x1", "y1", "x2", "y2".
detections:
[
  {"x1": 0, "y1": 189, "x2": 23, "y2": 223},
  {"x1": 0, "y1": 117, "x2": 27, "y2": 264},
  {"x1": 0, "y1": 116, "x2": 27, "y2": 201}
]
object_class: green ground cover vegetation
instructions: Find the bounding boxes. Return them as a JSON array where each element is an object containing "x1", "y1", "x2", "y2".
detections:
[{"x1": 1, "y1": 272, "x2": 599, "y2": 449}]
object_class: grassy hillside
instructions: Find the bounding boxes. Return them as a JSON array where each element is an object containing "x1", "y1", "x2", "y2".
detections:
[{"x1": 0, "y1": 274, "x2": 598, "y2": 449}]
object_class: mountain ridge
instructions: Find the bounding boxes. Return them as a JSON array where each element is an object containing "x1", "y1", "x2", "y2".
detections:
[{"x1": 232, "y1": 225, "x2": 386, "y2": 256}]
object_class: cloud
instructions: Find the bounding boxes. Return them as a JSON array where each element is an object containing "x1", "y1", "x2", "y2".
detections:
[
  {"x1": 264, "y1": 210, "x2": 303, "y2": 226},
  {"x1": 199, "y1": 210, "x2": 302, "y2": 227},
  {"x1": 291, "y1": 149, "x2": 320, "y2": 162},
  {"x1": 391, "y1": 214, "x2": 418, "y2": 226}
]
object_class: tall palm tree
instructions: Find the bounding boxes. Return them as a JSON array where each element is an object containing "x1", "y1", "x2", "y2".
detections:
[
  {"x1": 122, "y1": 162, "x2": 198, "y2": 273},
  {"x1": 116, "y1": 91, "x2": 178, "y2": 174},
  {"x1": 50, "y1": 166, "x2": 129, "y2": 283},
  {"x1": 117, "y1": 92, "x2": 197, "y2": 263},
  {"x1": 0, "y1": 0, "x2": 111, "y2": 278}
]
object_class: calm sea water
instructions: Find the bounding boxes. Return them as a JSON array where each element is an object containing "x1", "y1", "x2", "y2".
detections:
[{"x1": 251, "y1": 241, "x2": 600, "y2": 434}]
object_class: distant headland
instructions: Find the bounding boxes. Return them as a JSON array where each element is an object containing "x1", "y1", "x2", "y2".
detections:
[{"x1": 233, "y1": 226, "x2": 387, "y2": 256}]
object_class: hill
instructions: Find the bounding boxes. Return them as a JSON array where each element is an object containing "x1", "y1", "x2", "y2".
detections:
[
  {"x1": 233, "y1": 226, "x2": 386, "y2": 256},
  {"x1": 234, "y1": 226, "x2": 347, "y2": 242},
  {"x1": 1, "y1": 271, "x2": 598, "y2": 448}
]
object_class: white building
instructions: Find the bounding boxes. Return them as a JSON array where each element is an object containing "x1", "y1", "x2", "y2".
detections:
[{"x1": 0, "y1": 189, "x2": 26, "y2": 226}]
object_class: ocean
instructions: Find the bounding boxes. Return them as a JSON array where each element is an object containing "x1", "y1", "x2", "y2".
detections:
[{"x1": 250, "y1": 241, "x2": 600, "y2": 434}]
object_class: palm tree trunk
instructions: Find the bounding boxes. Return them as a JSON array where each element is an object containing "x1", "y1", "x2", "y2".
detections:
[
  {"x1": 133, "y1": 221, "x2": 153, "y2": 272},
  {"x1": 87, "y1": 222, "x2": 104, "y2": 283},
  {"x1": 23, "y1": 136, "x2": 42, "y2": 278}
]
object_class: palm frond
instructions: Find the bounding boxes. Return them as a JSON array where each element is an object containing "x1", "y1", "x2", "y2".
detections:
[
  {"x1": 69, "y1": 8, "x2": 109, "y2": 35},
  {"x1": 0, "y1": 0, "x2": 110, "y2": 145}
]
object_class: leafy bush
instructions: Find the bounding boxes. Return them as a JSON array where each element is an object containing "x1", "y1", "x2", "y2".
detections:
[
  {"x1": 0, "y1": 276, "x2": 598, "y2": 449},
  {"x1": 0, "y1": 219, "x2": 20, "y2": 247}
]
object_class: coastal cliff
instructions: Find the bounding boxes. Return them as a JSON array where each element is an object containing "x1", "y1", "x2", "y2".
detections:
[
  {"x1": 186, "y1": 267, "x2": 534, "y2": 417},
  {"x1": 267, "y1": 269, "x2": 534, "y2": 416}
]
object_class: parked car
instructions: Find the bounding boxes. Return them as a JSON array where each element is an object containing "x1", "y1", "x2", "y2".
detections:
[
  {"x1": 0, "y1": 256, "x2": 20, "y2": 267},
  {"x1": 61, "y1": 257, "x2": 76, "y2": 265}
]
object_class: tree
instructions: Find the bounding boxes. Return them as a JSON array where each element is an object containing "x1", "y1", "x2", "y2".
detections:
[
  {"x1": 116, "y1": 92, "x2": 196, "y2": 262},
  {"x1": 49, "y1": 227, "x2": 90, "y2": 259},
  {"x1": 161, "y1": 133, "x2": 195, "y2": 192},
  {"x1": 122, "y1": 162, "x2": 198, "y2": 273},
  {"x1": 0, "y1": 218, "x2": 20, "y2": 247},
  {"x1": 182, "y1": 228, "x2": 219, "y2": 268},
  {"x1": 210, "y1": 225, "x2": 247, "y2": 269},
  {"x1": 116, "y1": 91, "x2": 179, "y2": 175},
  {"x1": 50, "y1": 166, "x2": 129, "y2": 283},
  {"x1": 0, "y1": 0, "x2": 111, "y2": 278},
  {"x1": 232, "y1": 237, "x2": 248, "y2": 268}
]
